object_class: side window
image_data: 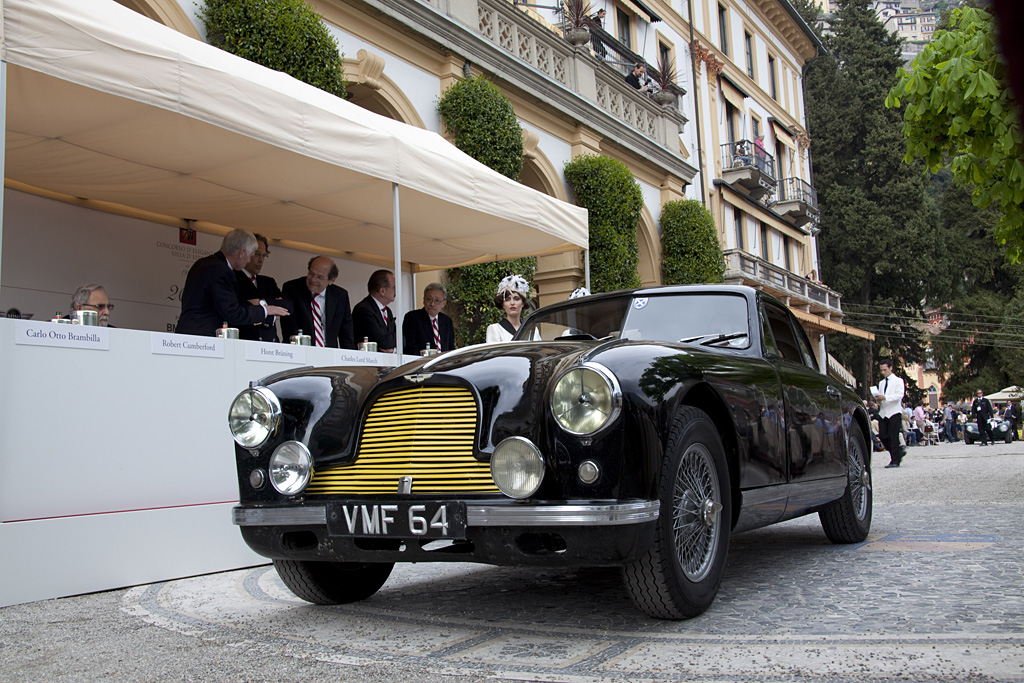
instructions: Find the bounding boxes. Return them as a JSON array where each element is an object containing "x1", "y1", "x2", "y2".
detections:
[
  {"x1": 792, "y1": 321, "x2": 818, "y2": 369},
  {"x1": 763, "y1": 303, "x2": 802, "y2": 364},
  {"x1": 759, "y1": 307, "x2": 778, "y2": 357}
]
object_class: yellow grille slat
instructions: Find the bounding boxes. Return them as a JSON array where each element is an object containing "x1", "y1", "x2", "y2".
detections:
[{"x1": 306, "y1": 385, "x2": 499, "y2": 495}]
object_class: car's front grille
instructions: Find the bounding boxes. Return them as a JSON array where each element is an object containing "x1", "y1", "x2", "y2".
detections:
[{"x1": 305, "y1": 385, "x2": 499, "y2": 494}]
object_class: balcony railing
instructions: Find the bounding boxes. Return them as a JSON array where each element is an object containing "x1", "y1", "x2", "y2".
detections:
[
  {"x1": 773, "y1": 176, "x2": 819, "y2": 228},
  {"x1": 720, "y1": 139, "x2": 776, "y2": 201},
  {"x1": 474, "y1": 0, "x2": 686, "y2": 145},
  {"x1": 722, "y1": 248, "x2": 842, "y2": 318},
  {"x1": 777, "y1": 177, "x2": 817, "y2": 208},
  {"x1": 721, "y1": 139, "x2": 776, "y2": 180}
]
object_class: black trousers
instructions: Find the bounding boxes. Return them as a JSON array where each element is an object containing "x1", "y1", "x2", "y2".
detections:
[
  {"x1": 977, "y1": 419, "x2": 994, "y2": 444},
  {"x1": 880, "y1": 415, "x2": 904, "y2": 462}
]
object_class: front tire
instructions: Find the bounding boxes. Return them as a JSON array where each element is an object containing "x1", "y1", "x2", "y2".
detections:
[
  {"x1": 622, "y1": 406, "x2": 731, "y2": 619},
  {"x1": 273, "y1": 559, "x2": 394, "y2": 605},
  {"x1": 819, "y1": 427, "x2": 872, "y2": 543}
]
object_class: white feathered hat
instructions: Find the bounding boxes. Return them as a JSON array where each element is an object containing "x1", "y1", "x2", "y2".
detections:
[{"x1": 496, "y1": 274, "x2": 530, "y2": 298}]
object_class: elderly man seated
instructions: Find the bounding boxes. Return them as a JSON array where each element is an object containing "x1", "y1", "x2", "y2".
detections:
[{"x1": 69, "y1": 284, "x2": 114, "y2": 327}]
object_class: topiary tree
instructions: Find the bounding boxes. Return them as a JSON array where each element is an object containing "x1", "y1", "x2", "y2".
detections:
[
  {"x1": 199, "y1": 0, "x2": 347, "y2": 99},
  {"x1": 660, "y1": 199, "x2": 725, "y2": 285},
  {"x1": 438, "y1": 76, "x2": 532, "y2": 346},
  {"x1": 437, "y1": 76, "x2": 524, "y2": 180},
  {"x1": 564, "y1": 155, "x2": 642, "y2": 293}
]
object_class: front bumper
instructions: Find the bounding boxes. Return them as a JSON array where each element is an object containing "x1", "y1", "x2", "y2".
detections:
[
  {"x1": 233, "y1": 501, "x2": 659, "y2": 527},
  {"x1": 233, "y1": 500, "x2": 660, "y2": 566}
]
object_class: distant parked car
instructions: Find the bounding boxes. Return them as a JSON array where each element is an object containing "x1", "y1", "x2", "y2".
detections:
[
  {"x1": 228, "y1": 285, "x2": 873, "y2": 619},
  {"x1": 964, "y1": 417, "x2": 1014, "y2": 444}
]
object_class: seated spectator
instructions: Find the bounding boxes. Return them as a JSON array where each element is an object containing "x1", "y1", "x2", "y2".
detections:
[
  {"x1": 69, "y1": 284, "x2": 114, "y2": 327},
  {"x1": 402, "y1": 282, "x2": 455, "y2": 356}
]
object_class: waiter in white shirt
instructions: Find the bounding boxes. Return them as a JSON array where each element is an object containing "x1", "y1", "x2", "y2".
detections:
[{"x1": 873, "y1": 359, "x2": 907, "y2": 468}]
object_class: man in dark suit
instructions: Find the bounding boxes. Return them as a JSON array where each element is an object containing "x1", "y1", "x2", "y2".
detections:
[
  {"x1": 176, "y1": 229, "x2": 290, "y2": 337},
  {"x1": 972, "y1": 389, "x2": 995, "y2": 446},
  {"x1": 352, "y1": 269, "x2": 397, "y2": 352},
  {"x1": 281, "y1": 255, "x2": 354, "y2": 349},
  {"x1": 402, "y1": 282, "x2": 455, "y2": 355},
  {"x1": 235, "y1": 234, "x2": 283, "y2": 342}
]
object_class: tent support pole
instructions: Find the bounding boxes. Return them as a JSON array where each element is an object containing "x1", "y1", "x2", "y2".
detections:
[
  {"x1": 0, "y1": 62, "x2": 6, "y2": 288},
  {"x1": 584, "y1": 249, "x2": 590, "y2": 292},
  {"x1": 393, "y1": 182, "x2": 402, "y2": 361}
]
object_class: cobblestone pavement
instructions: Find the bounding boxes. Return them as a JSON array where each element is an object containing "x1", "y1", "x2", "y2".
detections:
[{"x1": 2, "y1": 439, "x2": 1022, "y2": 682}]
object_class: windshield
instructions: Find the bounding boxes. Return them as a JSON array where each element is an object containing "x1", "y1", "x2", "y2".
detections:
[{"x1": 519, "y1": 293, "x2": 750, "y2": 348}]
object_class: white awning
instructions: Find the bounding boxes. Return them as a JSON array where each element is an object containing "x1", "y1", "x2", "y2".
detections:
[{"x1": 1, "y1": 0, "x2": 589, "y2": 270}]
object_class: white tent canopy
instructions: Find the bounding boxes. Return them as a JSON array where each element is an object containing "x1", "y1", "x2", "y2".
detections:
[
  {"x1": 0, "y1": 0, "x2": 588, "y2": 271},
  {"x1": 986, "y1": 386, "x2": 1023, "y2": 402}
]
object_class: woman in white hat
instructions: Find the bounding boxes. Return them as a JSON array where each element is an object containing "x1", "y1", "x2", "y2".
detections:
[{"x1": 485, "y1": 274, "x2": 531, "y2": 343}]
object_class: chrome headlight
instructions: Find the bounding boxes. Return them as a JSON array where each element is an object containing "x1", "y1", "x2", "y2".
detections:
[
  {"x1": 228, "y1": 386, "x2": 281, "y2": 448},
  {"x1": 550, "y1": 363, "x2": 621, "y2": 435},
  {"x1": 269, "y1": 441, "x2": 312, "y2": 495},
  {"x1": 491, "y1": 437, "x2": 544, "y2": 499}
]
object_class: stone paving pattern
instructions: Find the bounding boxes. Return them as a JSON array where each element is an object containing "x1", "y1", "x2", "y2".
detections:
[{"x1": 2, "y1": 439, "x2": 1022, "y2": 682}]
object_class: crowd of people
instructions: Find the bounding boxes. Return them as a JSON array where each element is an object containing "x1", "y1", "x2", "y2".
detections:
[
  {"x1": 868, "y1": 366, "x2": 1021, "y2": 467},
  {"x1": 67, "y1": 229, "x2": 541, "y2": 354}
]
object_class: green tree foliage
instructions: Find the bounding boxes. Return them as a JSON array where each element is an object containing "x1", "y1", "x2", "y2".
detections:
[
  {"x1": 886, "y1": 7, "x2": 1024, "y2": 261},
  {"x1": 804, "y1": 0, "x2": 944, "y2": 391},
  {"x1": 437, "y1": 76, "x2": 524, "y2": 180},
  {"x1": 199, "y1": 0, "x2": 346, "y2": 98},
  {"x1": 437, "y1": 76, "x2": 531, "y2": 346},
  {"x1": 564, "y1": 155, "x2": 642, "y2": 293},
  {"x1": 444, "y1": 258, "x2": 536, "y2": 348},
  {"x1": 927, "y1": 179, "x2": 1022, "y2": 399},
  {"x1": 660, "y1": 200, "x2": 724, "y2": 285}
]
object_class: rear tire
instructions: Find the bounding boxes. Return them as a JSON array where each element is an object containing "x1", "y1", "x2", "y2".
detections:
[
  {"x1": 273, "y1": 559, "x2": 394, "y2": 605},
  {"x1": 622, "y1": 406, "x2": 731, "y2": 619},
  {"x1": 819, "y1": 427, "x2": 872, "y2": 543}
]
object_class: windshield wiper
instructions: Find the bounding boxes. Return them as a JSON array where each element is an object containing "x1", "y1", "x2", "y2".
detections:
[{"x1": 680, "y1": 332, "x2": 748, "y2": 346}]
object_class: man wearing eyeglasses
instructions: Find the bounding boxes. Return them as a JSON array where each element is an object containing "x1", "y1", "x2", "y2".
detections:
[
  {"x1": 69, "y1": 284, "x2": 115, "y2": 327},
  {"x1": 235, "y1": 234, "x2": 284, "y2": 342}
]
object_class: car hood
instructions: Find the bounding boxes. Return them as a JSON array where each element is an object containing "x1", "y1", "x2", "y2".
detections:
[{"x1": 264, "y1": 341, "x2": 596, "y2": 465}]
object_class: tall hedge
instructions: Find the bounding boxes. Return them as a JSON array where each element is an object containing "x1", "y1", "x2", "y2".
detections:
[
  {"x1": 437, "y1": 76, "x2": 524, "y2": 180},
  {"x1": 564, "y1": 155, "x2": 643, "y2": 293},
  {"x1": 660, "y1": 199, "x2": 725, "y2": 285},
  {"x1": 438, "y1": 76, "x2": 532, "y2": 346},
  {"x1": 199, "y1": 0, "x2": 347, "y2": 98}
]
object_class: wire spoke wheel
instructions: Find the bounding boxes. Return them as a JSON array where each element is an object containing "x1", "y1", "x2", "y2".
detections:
[
  {"x1": 673, "y1": 443, "x2": 722, "y2": 582},
  {"x1": 622, "y1": 406, "x2": 730, "y2": 619}
]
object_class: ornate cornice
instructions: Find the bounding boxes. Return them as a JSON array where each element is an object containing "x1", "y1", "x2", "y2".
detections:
[{"x1": 692, "y1": 40, "x2": 724, "y2": 84}]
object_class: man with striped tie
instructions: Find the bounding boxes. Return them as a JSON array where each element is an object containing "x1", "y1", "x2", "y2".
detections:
[
  {"x1": 352, "y1": 269, "x2": 398, "y2": 353},
  {"x1": 280, "y1": 256, "x2": 355, "y2": 349},
  {"x1": 402, "y1": 282, "x2": 455, "y2": 356}
]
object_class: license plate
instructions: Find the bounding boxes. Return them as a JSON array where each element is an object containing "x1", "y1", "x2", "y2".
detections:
[{"x1": 326, "y1": 501, "x2": 467, "y2": 539}]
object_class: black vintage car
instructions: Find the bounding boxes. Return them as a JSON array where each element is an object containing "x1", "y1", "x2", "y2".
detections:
[{"x1": 229, "y1": 285, "x2": 872, "y2": 619}]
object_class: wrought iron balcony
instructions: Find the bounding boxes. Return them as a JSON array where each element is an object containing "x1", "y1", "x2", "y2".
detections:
[
  {"x1": 722, "y1": 248, "x2": 842, "y2": 320},
  {"x1": 720, "y1": 140, "x2": 776, "y2": 201},
  {"x1": 774, "y1": 177, "x2": 819, "y2": 228}
]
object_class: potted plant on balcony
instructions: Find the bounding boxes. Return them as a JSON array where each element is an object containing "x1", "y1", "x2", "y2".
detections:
[
  {"x1": 563, "y1": 0, "x2": 592, "y2": 47},
  {"x1": 651, "y1": 55, "x2": 677, "y2": 105}
]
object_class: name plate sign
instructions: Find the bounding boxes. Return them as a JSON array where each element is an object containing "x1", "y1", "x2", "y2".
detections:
[
  {"x1": 15, "y1": 320, "x2": 110, "y2": 350},
  {"x1": 245, "y1": 342, "x2": 307, "y2": 364},
  {"x1": 151, "y1": 332, "x2": 224, "y2": 358}
]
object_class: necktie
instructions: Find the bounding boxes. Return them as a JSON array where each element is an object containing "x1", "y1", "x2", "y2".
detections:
[
  {"x1": 381, "y1": 306, "x2": 388, "y2": 323},
  {"x1": 432, "y1": 317, "x2": 441, "y2": 350},
  {"x1": 312, "y1": 296, "x2": 324, "y2": 347},
  {"x1": 250, "y1": 274, "x2": 257, "y2": 286}
]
